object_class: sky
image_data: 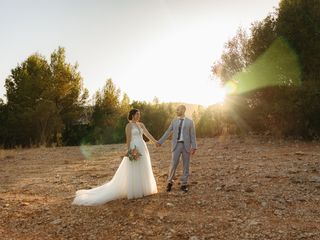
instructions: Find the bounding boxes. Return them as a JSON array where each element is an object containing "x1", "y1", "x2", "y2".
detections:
[{"x1": 0, "y1": 0, "x2": 280, "y2": 106}]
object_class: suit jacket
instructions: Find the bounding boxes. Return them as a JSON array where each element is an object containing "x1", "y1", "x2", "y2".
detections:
[{"x1": 158, "y1": 117, "x2": 197, "y2": 152}]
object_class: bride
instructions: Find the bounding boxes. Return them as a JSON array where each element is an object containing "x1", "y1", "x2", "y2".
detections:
[{"x1": 72, "y1": 109, "x2": 158, "y2": 205}]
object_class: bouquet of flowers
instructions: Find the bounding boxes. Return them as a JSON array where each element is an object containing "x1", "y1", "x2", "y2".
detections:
[{"x1": 126, "y1": 145, "x2": 142, "y2": 161}]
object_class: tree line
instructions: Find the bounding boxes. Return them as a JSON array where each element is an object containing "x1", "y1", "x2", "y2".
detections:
[
  {"x1": 0, "y1": 47, "x2": 176, "y2": 148},
  {"x1": 0, "y1": 47, "x2": 196, "y2": 147}
]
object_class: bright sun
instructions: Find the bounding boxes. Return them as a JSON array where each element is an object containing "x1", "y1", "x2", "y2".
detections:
[
  {"x1": 195, "y1": 79, "x2": 226, "y2": 106},
  {"x1": 122, "y1": 27, "x2": 227, "y2": 107}
]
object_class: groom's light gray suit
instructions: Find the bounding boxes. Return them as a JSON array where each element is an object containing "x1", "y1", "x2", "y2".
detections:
[{"x1": 158, "y1": 117, "x2": 197, "y2": 186}]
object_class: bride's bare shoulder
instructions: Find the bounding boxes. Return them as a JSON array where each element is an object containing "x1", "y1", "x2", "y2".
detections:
[{"x1": 137, "y1": 122, "x2": 145, "y2": 128}]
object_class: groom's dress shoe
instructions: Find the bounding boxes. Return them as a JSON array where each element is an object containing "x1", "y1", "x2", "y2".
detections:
[
  {"x1": 166, "y1": 183, "x2": 173, "y2": 192},
  {"x1": 180, "y1": 185, "x2": 188, "y2": 193}
]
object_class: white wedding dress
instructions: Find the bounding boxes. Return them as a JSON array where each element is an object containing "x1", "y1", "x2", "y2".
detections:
[{"x1": 72, "y1": 124, "x2": 158, "y2": 205}]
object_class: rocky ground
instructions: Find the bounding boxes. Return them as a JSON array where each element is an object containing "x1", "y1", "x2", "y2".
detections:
[{"x1": 0, "y1": 136, "x2": 320, "y2": 240}]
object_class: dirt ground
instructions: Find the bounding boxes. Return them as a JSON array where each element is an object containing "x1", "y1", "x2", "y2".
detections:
[{"x1": 1, "y1": 136, "x2": 320, "y2": 240}]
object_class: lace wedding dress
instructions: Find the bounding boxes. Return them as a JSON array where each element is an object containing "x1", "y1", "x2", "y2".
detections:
[{"x1": 72, "y1": 124, "x2": 158, "y2": 205}]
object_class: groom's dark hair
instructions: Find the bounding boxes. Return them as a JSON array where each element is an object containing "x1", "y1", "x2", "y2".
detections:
[{"x1": 128, "y1": 109, "x2": 139, "y2": 121}]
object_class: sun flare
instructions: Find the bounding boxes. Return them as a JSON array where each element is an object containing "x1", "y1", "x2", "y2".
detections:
[{"x1": 190, "y1": 79, "x2": 226, "y2": 106}]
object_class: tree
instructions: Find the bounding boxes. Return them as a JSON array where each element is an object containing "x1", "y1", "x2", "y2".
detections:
[
  {"x1": 212, "y1": 0, "x2": 320, "y2": 138},
  {"x1": 3, "y1": 47, "x2": 88, "y2": 147},
  {"x1": 0, "y1": 99, "x2": 7, "y2": 146},
  {"x1": 92, "y1": 79, "x2": 121, "y2": 126},
  {"x1": 277, "y1": 0, "x2": 320, "y2": 81},
  {"x1": 113, "y1": 93, "x2": 131, "y2": 142},
  {"x1": 212, "y1": 28, "x2": 250, "y2": 84},
  {"x1": 247, "y1": 14, "x2": 278, "y2": 64},
  {"x1": 50, "y1": 47, "x2": 88, "y2": 144},
  {"x1": 196, "y1": 105, "x2": 222, "y2": 137},
  {"x1": 89, "y1": 79, "x2": 122, "y2": 144},
  {"x1": 4, "y1": 54, "x2": 54, "y2": 146}
]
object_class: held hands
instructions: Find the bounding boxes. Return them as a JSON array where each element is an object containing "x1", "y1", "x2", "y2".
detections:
[{"x1": 190, "y1": 148, "x2": 196, "y2": 155}]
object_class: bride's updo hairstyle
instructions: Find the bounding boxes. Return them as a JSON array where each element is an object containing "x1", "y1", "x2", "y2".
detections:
[{"x1": 128, "y1": 109, "x2": 139, "y2": 121}]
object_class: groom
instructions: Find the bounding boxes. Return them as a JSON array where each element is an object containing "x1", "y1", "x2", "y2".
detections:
[{"x1": 157, "y1": 105, "x2": 197, "y2": 193}]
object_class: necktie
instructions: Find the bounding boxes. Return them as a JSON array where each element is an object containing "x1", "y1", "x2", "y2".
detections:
[{"x1": 177, "y1": 119, "x2": 184, "y2": 140}]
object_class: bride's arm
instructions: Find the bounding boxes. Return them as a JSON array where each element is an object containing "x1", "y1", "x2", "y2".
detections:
[
  {"x1": 125, "y1": 123, "x2": 132, "y2": 150},
  {"x1": 139, "y1": 123, "x2": 157, "y2": 143}
]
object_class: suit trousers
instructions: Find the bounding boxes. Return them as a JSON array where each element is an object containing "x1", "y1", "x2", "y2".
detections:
[{"x1": 167, "y1": 142, "x2": 190, "y2": 186}]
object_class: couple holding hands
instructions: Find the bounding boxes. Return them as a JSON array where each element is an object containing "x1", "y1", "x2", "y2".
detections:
[{"x1": 73, "y1": 105, "x2": 197, "y2": 206}]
